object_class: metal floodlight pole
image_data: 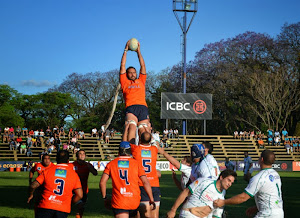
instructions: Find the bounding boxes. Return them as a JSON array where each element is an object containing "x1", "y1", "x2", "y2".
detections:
[{"x1": 173, "y1": 0, "x2": 198, "y2": 135}]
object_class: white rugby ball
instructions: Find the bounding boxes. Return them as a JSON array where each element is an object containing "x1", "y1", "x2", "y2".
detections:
[{"x1": 128, "y1": 38, "x2": 139, "y2": 51}]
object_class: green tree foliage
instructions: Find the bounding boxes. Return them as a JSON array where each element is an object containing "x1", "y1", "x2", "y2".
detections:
[{"x1": 0, "y1": 85, "x2": 24, "y2": 127}]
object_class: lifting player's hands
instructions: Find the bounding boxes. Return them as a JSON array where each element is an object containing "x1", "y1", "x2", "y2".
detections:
[
  {"x1": 125, "y1": 40, "x2": 130, "y2": 51},
  {"x1": 166, "y1": 209, "x2": 176, "y2": 218},
  {"x1": 246, "y1": 206, "x2": 258, "y2": 217},
  {"x1": 136, "y1": 42, "x2": 140, "y2": 53},
  {"x1": 213, "y1": 199, "x2": 225, "y2": 208},
  {"x1": 149, "y1": 200, "x2": 156, "y2": 210}
]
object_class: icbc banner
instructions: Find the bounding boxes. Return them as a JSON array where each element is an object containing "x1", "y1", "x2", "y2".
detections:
[{"x1": 161, "y1": 93, "x2": 212, "y2": 120}]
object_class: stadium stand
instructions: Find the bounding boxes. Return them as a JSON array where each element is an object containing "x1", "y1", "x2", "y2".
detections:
[{"x1": 0, "y1": 134, "x2": 299, "y2": 161}]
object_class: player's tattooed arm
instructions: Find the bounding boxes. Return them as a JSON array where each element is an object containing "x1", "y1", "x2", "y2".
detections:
[{"x1": 27, "y1": 180, "x2": 40, "y2": 203}]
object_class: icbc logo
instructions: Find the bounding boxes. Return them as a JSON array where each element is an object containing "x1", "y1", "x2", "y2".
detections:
[
  {"x1": 281, "y1": 163, "x2": 287, "y2": 170},
  {"x1": 193, "y1": 100, "x2": 207, "y2": 114}
]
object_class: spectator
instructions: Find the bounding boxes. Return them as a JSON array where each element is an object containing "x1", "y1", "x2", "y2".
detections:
[
  {"x1": 39, "y1": 148, "x2": 47, "y2": 157},
  {"x1": 9, "y1": 126, "x2": 14, "y2": 134},
  {"x1": 267, "y1": 136, "x2": 274, "y2": 146},
  {"x1": 100, "y1": 124, "x2": 105, "y2": 140},
  {"x1": 174, "y1": 128, "x2": 179, "y2": 139},
  {"x1": 71, "y1": 135, "x2": 77, "y2": 146},
  {"x1": 27, "y1": 147, "x2": 33, "y2": 157},
  {"x1": 250, "y1": 130, "x2": 255, "y2": 139},
  {"x1": 282, "y1": 128, "x2": 288, "y2": 140},
  {"x1": 285, "y1": 141, "x2": 292, "y2": 154},
  {"x1": 16, "y1": 135, "x2": 22, "y2": 144},
  {"x1": 45, "y1": 126, "x2": 51, "y2": 137},
  {"x1": 168, "y1": 129, "x2": 174, "y2": 139},
  {"x1": 31, "y1": 137, "x2": 37, "y2": 147},
  {"x1": 3, "y1": 131, "x2": 9, "y2": 143},
  {"x1": 63, "y1": 143, "x2": 69, "y2": 150},
  {"x1": 67, "y1": 139, "x2": 74, "y2": 152},
  {"x1": 68, "y1": 127, "x2": 74, "y2": 138},
  {"x1": 274, "y1": 136, "x2": 281, "y2": 146},
  {"x1": 110, "y1": 128, "x2": 115, "y2": 139},
  {"x1": 27, "y1": 160, "x2": 33, "y2": 171},
  {"x1": 15, "y1": 126, "x2": 21, "y2": 137},
  {"x1": 22, "y1": 126, "x2": 28, "y2": 136},
  {"x1": 274, "y1": 130, "x2": 280, "y2": 138},
  {"x1": 105, "y1": 128, "x2": 110, "y2": 144},
  {"x1": 245, "y1": 131, "x2": 250, "y2": 140},
  {"x1": 59, "y1": 126, "x2": 65, "y2": 138},
  {"x1": 20, "y1": 143, "x2": 27, "y2": 154},
  {"x1": 225, "y1": 157, "x2": 236, "y2": 171},
  {"x1": 34, "y1": 129, "x2": 39, "y2": 138},
  {"x1": 74, "y1": 142, "x2": 81, "y2": 154},
  {"x1": 234, "y1": 130, "x2": 239, "y2": 139},
  {"x1": 243, "y1": 151, "x2": 253, "y2": 183},
  {"x1": 91, "y1": 128, "x2": 98, "y2": 137},
  {"x1": 151, "y1": 130, "x2": 161, "y2": 146},
  {"x1": 239, "y1": 130, "x2": 245, "y2": 140},
  {"x1": 4, "y1": 126, "x2": 9, "y2": 134},
  {"x1": 292, "y1": 140, "x2": 298, "y2": 153},
  {"x1": 28, "y1": 129, "x2": 34, "y2": 136},
  {"x1": 54, "y1": 136, "x2": 61, "y2": 152},
  {"x1": 257, "y1": 138, "x2": 265, "y2": 149},
  {"x1": 9, "y1": 139, "x2": 16, "y2": 150},
  {"x1": 78, "y1": 130, "x2": 85, "y2": 139},
  {"x1": 163, "y1": 128, "x2": 168, "y2": 138},
  {"x1": 47, "y1": 144, "x2": 55, "y2": 154},
  {"x1": 49, "y1": 136, "x2": 55, "y2": 145},
  {"x1": 52, "y1": 125, "x2": 59, "y2": 137},
  {"x1": 39, "y1": 129, "x2": 45, "y2": 138},
  {"x1": 8, "y1": 131, "x2": 15, "y2": 142},
  {"x1": 267, "y1": 128, "x2": 274, "y2": 138}
]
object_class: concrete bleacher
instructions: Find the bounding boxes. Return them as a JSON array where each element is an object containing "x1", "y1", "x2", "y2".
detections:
[{"x1": 1, "y1": 134, "x2": 299, "y2": 161}]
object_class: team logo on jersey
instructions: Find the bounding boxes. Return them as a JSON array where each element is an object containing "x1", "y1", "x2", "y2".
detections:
[
  {"x1": 269, "y1": 175, "x2": 274, "y2": 182},
  {"x1": 55, "y1": 169, "x2": 67, "y2": 178},
  {"x1": 141, "y1": 150, "x2": 151, "y2": 157},
  {"x1": 37, "y1": 167, "x2": 41, "y2": 171},
  {"x1": 118, "y1": 160, "x2": 129, "y2": 168}
]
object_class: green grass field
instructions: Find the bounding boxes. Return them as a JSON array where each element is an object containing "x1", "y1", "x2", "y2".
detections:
[{"x1": 0, "y1": 171, "x2": 299, "y2": 218}]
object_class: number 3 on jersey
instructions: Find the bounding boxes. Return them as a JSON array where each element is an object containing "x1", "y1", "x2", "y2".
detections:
[
  {"x1": 142, "y1": 159, "x2": 151, "y2": 173},
  {"x1": 54, "y1": 179, "x2": 65, "y2": 195}
]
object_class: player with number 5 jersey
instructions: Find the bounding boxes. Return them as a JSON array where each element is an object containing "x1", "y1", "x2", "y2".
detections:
[{"x1": 130, "y1": 131, "x2": 160, "y2": 218}]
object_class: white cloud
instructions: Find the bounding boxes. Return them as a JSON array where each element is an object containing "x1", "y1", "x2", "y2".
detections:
[{"x1": 21, "y1": 80, "x2": 56, "y2": 87}]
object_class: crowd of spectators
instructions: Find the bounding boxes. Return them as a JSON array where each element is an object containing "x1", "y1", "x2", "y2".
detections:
[
  {"x1": 0, "y1": 125, "x2": 95, "y2": 157},
  {"x1": 233, "y1": 128, "x2": 300, "y2": 155}
]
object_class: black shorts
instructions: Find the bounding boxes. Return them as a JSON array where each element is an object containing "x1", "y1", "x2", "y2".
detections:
[
  {"x1": 140, "y1": 186, "x2": 161, "y2": 202},
  {"x1": 112, "y1": 208, "x2": 137, "y2": 217},
  {"x1": 36, "y1": 208, "x2": 68, "y2": 218},
  {"x1": 125, "y1": 105, "x2": 149, "y2": 122}
]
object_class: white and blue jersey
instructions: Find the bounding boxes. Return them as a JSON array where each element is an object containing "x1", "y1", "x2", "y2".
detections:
[
  {"x1": 199, "y1": 154, "x2": 220, "y2": 180},
  {"x1": 244, "y1": 168, "x2": 284, "y2": 218},
  {"x1": 180, "y1": 177, "x2": 225, "y2": 218}
]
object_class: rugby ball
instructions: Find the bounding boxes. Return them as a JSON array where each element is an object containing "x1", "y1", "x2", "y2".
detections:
[{"x1": 128, "y1": 38, "x2": 139, "y2": 51}]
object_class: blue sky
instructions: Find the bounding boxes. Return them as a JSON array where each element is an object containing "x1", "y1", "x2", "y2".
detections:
[{"x1": 1, "y1": 0, "x2": 299, "y2": 95}]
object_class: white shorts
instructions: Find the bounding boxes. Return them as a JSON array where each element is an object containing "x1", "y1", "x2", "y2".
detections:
[
  {"x1": 179, "y1": 209, "x2": 202, "y2": 218},
  {"x1": 255, "y1": 209, "x2": 284, "y2": 218}
]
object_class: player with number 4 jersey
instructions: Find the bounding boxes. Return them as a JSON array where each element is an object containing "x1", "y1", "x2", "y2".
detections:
[{"x1": 100, "y1": 141, "x2": 155, "y2": 218}]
